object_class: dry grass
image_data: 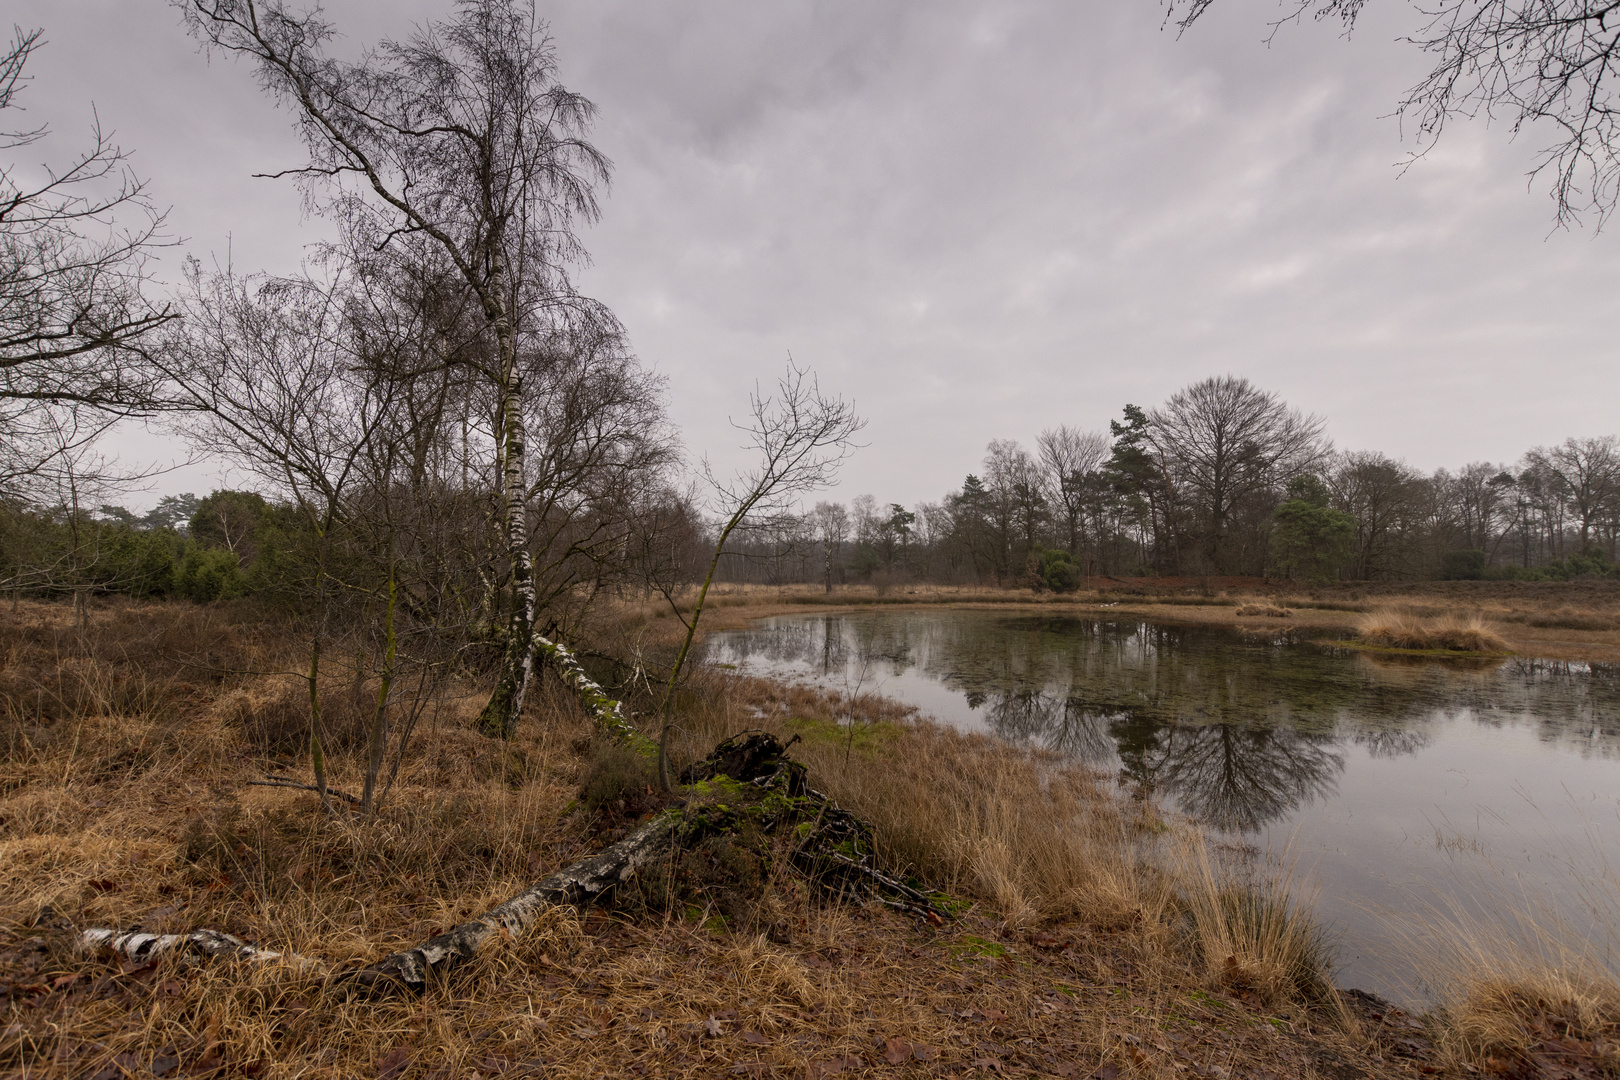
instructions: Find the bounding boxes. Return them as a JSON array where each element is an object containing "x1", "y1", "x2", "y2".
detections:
[
  {"x1": 665, "y1": 672, "x2": 1162, "y2": 936},
  {"x1": 1384, "y1": 844, "x2": 1620, "y2": 1077},
  {"x1": 1172, "y1": 836, "x2": 1340, "y2": 1015},
  {"x1": 1354, "y1": 609, "x2": 1512, "y2": 653},
  {"x1": 1235, "y1": 604, "x2": 1294, "y2": 618},
  {"x1": 1517, "y1": 606, "x2": 1620, "y2": 632},
  {"x1": 0, "y1": 596, "x2": 1584, "y2": 1079}
]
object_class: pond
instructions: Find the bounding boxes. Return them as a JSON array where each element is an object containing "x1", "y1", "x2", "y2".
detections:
[{"x1": 703, "y1": 609, "x2": 1620, "y2": 1002}]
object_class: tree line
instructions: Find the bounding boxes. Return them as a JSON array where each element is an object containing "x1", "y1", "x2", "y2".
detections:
[{"x1": 713, "y1": 376, "x2": 1620, "y2": 588}]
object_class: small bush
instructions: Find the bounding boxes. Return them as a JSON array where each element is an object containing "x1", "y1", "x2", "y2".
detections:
[
  {"x1": 1440, "y1": 549, "x2": 1487, "y2": 581},
  {"x1": 1029, "y1": 546, "x2": 1081, "y2": 594},
  {"x1": 1236, "y1": 604, "x2": 1293, "y2": 618},
  {"x1": 576, "y1": 739, "x2": 658, "y2": 818},
  {"x1": 174, "y1": 546, "x2": 247, "y2": 603}
]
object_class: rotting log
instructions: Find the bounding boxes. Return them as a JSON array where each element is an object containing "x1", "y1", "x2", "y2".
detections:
[{"x1": 81, "y1": 733, "x2": 957, "y2": 989}]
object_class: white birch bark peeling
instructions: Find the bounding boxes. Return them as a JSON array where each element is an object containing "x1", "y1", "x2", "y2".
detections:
[
  {"x1": 78, "y1": 811, "x2": 675, "y2": 988},
  {"x1": 345, "y1": 809, "x2": 678, "y2": 991},
  {"x1": 78, "y1": 928, "x2": 309, "y2": 967},
  {"x1": 532, "y1": 634, "x2": 649, "y2": 750}
]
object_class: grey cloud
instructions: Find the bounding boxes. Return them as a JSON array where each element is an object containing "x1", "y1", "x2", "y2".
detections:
[{"x1": 10, "y1": 0, "x2": 1618, "y2": 507}]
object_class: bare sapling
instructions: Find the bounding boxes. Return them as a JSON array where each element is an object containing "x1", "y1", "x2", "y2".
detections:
[{"x1": 656, "y1": 362, "x2": 864, "y2": 790}]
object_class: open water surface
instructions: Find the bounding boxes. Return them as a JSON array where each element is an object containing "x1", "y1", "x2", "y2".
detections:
[{"x1": 702, "y1": 610, "x2": 1620, "y2": 1001}]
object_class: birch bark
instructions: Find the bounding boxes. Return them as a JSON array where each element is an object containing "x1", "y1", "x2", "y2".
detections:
[{"x1": 477, "y1": 274, "x2": 538, "y2": 739}]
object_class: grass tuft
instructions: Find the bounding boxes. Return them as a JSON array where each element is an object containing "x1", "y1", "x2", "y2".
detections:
[{"x1": 1354, "y1": 609, "x2": 1511, "y2": 653}]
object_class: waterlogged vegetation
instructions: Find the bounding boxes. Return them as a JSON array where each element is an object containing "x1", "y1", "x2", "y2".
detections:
[{"x1": 706, "y1": 610, "x2": 1620, "y2": 998}]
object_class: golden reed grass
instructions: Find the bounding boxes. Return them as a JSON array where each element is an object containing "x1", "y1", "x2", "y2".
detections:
[{"x1": 1355, "y1": 609, "x2": 1511, "y2": 653}]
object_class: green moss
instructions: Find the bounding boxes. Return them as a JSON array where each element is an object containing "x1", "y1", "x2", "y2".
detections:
[
  {"x1": 950, "y1": 934, "x2": 1009, "y2": 959},
  {"x1": 781, "y1": 715, "x2": 901, "y2": 757},
  {"x1": 684, "y1": 775, "x2": 752, "y2": 802}
]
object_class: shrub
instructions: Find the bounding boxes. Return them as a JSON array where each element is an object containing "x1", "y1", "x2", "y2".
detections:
[
  {"x1": 173, "y1": 545, "x2": 247, "y2": 603},
  {"x1": 1029, "y1": 546, "x2": 1080, "y2": 593}
]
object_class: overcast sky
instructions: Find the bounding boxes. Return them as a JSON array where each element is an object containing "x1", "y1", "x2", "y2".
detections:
[{"x1": 12, "y1": 0, "x2": 1619, "y2": 510}]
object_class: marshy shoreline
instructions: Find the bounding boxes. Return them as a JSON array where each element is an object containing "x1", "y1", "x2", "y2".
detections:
[
  {"x1": 1, "y1": 594, "x2": 1615, "y2": 1079},
  {"x1": 666, "y1": 577, "x2": 1620, "y2": 664}
]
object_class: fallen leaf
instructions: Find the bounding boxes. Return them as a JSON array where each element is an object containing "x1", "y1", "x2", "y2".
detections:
[
  {"x1": 376, "y1": 1046, "x2": 412, "y2": 1080},
  {"x1": 1093, "y1": 1066, "x2": 1122, "y2": 1080},
  {"x1": 884, "y1": 1037, "x2": 914, "y2": 1065},
  {"x1": 913, "y1": 1043, "x2": 939, "y2": 1062},
  {"x1": 706, "y1": 1016, "x2": 724, "y2": 1037},
  {"x1": 1048, "y1": 1064, "x2": 1080, "y2": 1078},
  {"x1": 150, "y1": 1048, "x2": 179, "y2": 1077},
  {"x1": 972, "y1": 1057, "x2": 1003, "y2": 1072},
  {"x1": 741, "y1": 1031, "x2": 768, "y2": 1045}
]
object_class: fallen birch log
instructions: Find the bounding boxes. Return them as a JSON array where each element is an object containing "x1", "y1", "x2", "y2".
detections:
[
  {"x1": 81, "y1": 733, "x2": 955, "y2": 989},
  {"x1": 79, "y1": 928, "x2": 308, "y2": 967},
  {"x1": 345, "y1": 809, "x2": 679, "y2": 990}
]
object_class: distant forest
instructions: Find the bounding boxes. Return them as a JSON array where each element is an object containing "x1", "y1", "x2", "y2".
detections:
[
  {"x1": 715, "y1": 375, "x2": 1620, "y2": 589},
  {"x1": 11, "y1": 373, "x2": 1615, "y2": 609}
]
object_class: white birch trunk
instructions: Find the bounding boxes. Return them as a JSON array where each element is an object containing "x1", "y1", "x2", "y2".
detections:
[{"x1": 476, "y1": 259, "x2": 538, "y2": 739}]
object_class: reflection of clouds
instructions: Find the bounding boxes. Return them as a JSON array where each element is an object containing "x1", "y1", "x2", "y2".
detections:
[{"x1": 702, "y1": 611, "x2": 1620, "y2": 831}]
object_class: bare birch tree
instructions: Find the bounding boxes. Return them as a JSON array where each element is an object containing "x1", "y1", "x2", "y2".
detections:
[
  {"x1": 1525, "y1": 436, "x2": 1620, "y2": 550},
  {"x1": 179, "y1": 0, "x2": 614, "y2": 739},
  {"x1": 1036, "y1": 425, "x2": 1109, "y2": 558}
]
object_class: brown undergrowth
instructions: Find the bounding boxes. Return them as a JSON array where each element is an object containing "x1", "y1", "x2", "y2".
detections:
[{"x1": 0, "y1": 597, "x2": 1593, "y2": 1079}]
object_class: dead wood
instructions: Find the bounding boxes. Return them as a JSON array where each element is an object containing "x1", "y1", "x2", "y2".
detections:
[
  {"x1": 81, "y1": 731, "x2": 955, "y2": 991},
  {"x1": 79, "y1": 928, "x2": 310, "y2": 967},
  {"x1": 534, "y1": 634, "x2": 648, "y2": 750},
  {"x1": 345, "y1": 809, "x2": 680, "y2": 991}
]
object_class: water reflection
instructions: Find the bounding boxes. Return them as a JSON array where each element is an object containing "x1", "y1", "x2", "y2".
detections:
[{"x1": 704, "y1": 612, "x2": 1620, "y2": 835}]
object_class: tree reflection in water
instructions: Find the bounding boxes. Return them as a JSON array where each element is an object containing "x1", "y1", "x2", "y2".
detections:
[{"x1": 703, "y1": 611, "x2": 1620, "y2": 835}]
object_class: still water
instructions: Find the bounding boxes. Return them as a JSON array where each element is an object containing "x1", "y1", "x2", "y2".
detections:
[{"x1": 704, "y1": 610, "x2": 1620, "y2": 1000}]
